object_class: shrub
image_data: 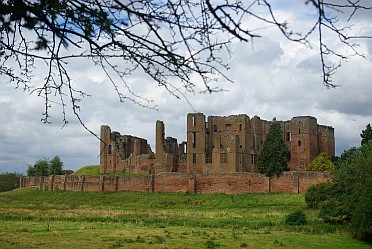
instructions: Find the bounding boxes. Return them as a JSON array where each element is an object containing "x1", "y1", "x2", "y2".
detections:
[
  {"x1": 305, "y1": 182, "x2": 334, "y2": 209},
  {"x1": 285, "y1": 210, "x2": 308, "y2": 226},
  {"x1": 307, "y1": 152, "x2": 335, "y2": 172},
  {"x1": 205, "y1": 240, "x2": 220, "y2": 248},
  {"x1": 319, "y1": 198, "x2": 349, "y2": 224}
]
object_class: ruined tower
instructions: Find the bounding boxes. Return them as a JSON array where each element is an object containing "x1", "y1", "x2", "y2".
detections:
[
  {"x1": 100, "y1": 125, "x2": 111, "y2": 174},
  {"x1": 100, "y1": 113, "x2": 335, "y2": 175},
  {"x1": 186, "y1": 113, "x2": 206, "y2": 173}
]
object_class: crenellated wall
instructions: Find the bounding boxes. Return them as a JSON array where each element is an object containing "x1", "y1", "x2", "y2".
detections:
[{"x1": 20, "y1": 171, "x2": 331, "y2": 194}]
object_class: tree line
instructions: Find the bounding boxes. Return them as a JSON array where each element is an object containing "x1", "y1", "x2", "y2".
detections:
[
  {"x1": 258, "y1": 122, "x2": 372, "y2": 242},
  {"x1": 0, "y1": 172, "x2": 23, "y2": 192},
  {"x1": 305, "y1": 124, "x2": 372, "y2": 242},
  {"x1": 26, "y1": 156, "x2": 64, "y2": 176},
  {"x1": 0, "y1": 156, "x2": 66, "y2": 192}
]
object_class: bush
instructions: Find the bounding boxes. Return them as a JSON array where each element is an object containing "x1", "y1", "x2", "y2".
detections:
[
  {"x1": 307, "y1": 152, "x2": 335, "y2": 172},
  {"x1": 285, "y1": 210, "x2": 308, "y2": 226},
  {"x1": 305, "y1": 182, "x2": 334, "y2": 209},
  {"x1": 205, "y1": 240, "x2": 220, "y2": 248},
  {"x1": 319, "y1": 198, "x2": 349, "y2": 224}
]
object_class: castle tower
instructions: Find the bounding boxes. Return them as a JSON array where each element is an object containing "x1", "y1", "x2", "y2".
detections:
[
  {"x1": 319, "y1": 125, "x2": 335, "y2": 156},
  {"x1": 100, "y1": 125, "x2": 111, "y2": 174},
  {"x1": 289, "y1": 116, "x2": 319, "y2": 171},
  {"x1": 207, "y1": 114, "x2": 251, "y2": 173},
  {"x1": 155, "y1": 120, "x2": 166, "y2": 163},
  {"x1": 186, "y1": 113, "x2": 206, "y2": 173}
]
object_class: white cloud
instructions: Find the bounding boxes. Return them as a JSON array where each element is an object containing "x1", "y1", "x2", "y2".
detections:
[{"x1": 1, "y1": 2, "x2": 372, "y2": 173}]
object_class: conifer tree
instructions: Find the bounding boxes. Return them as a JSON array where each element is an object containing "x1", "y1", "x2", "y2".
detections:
[
  {"x1": 361, "y1": 124, "x2": 372, "y2": 146},
  {"x1": 257, "y1": 119, "x2": 290, "y2": 177}
]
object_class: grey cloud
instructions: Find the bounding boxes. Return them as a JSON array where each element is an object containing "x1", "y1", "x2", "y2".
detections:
[
  {"x1": 1, "y1": 4, "x2": 372, "y2": 173},
  {"x1": 296, "y1": 56, "x2": 320, "y2": 73},
  {"x1": 231, "y1": 38, "x2": 284, "y2": 67}
]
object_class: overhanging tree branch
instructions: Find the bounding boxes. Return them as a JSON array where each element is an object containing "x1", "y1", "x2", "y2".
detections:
[{"x1": 1, "y1": 0, "x2": 371, "y2": 128}]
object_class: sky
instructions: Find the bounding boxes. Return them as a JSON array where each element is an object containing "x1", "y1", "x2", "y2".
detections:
[{"x1": 1, "y1": 1, "x2": 372, "y2": 173}]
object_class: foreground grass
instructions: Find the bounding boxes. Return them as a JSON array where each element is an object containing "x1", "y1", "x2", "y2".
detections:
[{"x1": 0, "y1": 189, "x2": 370, "y2": 249}]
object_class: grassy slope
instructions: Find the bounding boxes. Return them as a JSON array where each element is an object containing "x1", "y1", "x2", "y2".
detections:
[
  {"x1": 0, "y1": 189, "x2": 370, "y2": 249},
  {"x1": 71, "y1": 165, "x2": 100, "y2": 176}
]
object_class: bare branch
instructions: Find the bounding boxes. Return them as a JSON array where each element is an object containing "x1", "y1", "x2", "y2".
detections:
[{"x1": 1, "y1": 0, "x2": 371, "y2": 132}]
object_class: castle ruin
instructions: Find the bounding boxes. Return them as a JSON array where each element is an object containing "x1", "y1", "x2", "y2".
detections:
[{"x1": 100, "y1": 113, "x2": 335, "y2": 174}]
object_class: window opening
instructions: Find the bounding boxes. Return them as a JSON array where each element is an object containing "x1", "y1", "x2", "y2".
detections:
[
  {"x1": 192, "y1": 132, "x2": 196, "y2": 148},
  {"x1": 220, "y1": 153, "x2": 227, "y2": 163},
  {"x1": 286, "y1": 132, "x2": 291, "y2": 141}
]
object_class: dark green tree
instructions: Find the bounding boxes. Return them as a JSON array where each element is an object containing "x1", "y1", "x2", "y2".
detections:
[
  {"x1": 26, "y1": 164, "x2": 36, "y2": 176},
  {"x1": 331, "y1": 141, "x2": 372, "y2": 221},
  {"x1": 305, "y1": 182, "x2": 334, "y2": 209},
  {"x1": 257, "y1": 119, "x2": 290, "y2": 177},
  {"x1": 33, "y1": 159, "x2": 50, "y2": 176},
  {"x1": 361, "y1": 124, "x2": 372, "y2": 145},
  {"x1": 310, "y1": 140, "x2": 372, "y2": 241},
  {"x1": 350, "y1": 178, "x2": 372, "y2": 242},
  {"x1": 27, "y1": 156, "x2": 65, "y2": 176},
  {"x1": 49, "y1": 156, "x2": 64, "y2": 175}
]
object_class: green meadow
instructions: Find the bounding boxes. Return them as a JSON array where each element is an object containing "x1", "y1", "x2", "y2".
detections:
[{"x1": 0, "y1": 189, "x2": 370, "y2": 249}]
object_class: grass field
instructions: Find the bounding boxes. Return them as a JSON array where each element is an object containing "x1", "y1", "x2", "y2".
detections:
[{"x1": 0, "y1": 189, "x2": 370, "y2": 249}]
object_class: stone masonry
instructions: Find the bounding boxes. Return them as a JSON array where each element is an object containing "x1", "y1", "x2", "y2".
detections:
[{"x1": 100, "y1": 113, "x2": 335, "y2": 174}]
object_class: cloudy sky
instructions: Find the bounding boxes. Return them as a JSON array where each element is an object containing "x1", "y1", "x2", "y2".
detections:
[{"x1": 1, "y1": 1, "x2": 372, "y2": 173}]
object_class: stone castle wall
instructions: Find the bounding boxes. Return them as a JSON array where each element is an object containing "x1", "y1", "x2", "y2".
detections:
[
  {"x1": 100, "y1": 113, "x2": 335, "y2": 176},
  {"x1": 20, "y1": 171, "x2": 330, "y2": 194}
]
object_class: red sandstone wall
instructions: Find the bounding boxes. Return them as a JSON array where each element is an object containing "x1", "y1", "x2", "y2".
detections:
[
  {"x1": 298, "y1": 171, "x2": 331, "y2": 193},
  {"x1": 153, "y1": 173, "x2": 192, "y2": 193},
  {"x1": 65, "y1": 175, "x2": 82, "y2": 191},
  {"x1": 117, "y1": 175, "x2": 151, "y2": 192},
  {"x1": 53, "y1": 175, "x2": 65, "y2": 191},
  {"x1": 196, "y1": 173, "x2": 268, "y2": 194},
  {"x1": 20, "y1": 176, "x2": 40, "y2": 188},
  {"x1": 41, "y1": 176, "x2": 52, "y2": 191},
  {"x1": 83, "y1": 176, "x2": 102, "y2": 192},
  {"x1": 20, "y1": 171, "x2": 331, "y2": 194},
  {"x1": 270, "y1": 173, "x2": 296, "y2": 193},
  {"x1": 103, "y1": 176, "x2": 117, "y2": 192}
]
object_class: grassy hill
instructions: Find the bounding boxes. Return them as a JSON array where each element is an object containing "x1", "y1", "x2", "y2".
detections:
[
  {"x1": 72, "y1": 165, "x2": 100, "y2": 176},
  {"x1": 0, "y1": 189, "x2": 370, "y2": 249}
]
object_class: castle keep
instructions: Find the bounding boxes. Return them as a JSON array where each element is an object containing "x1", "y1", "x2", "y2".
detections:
[{"x1": 100, "y1": 113, "x2": 334, "y2": 174}]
